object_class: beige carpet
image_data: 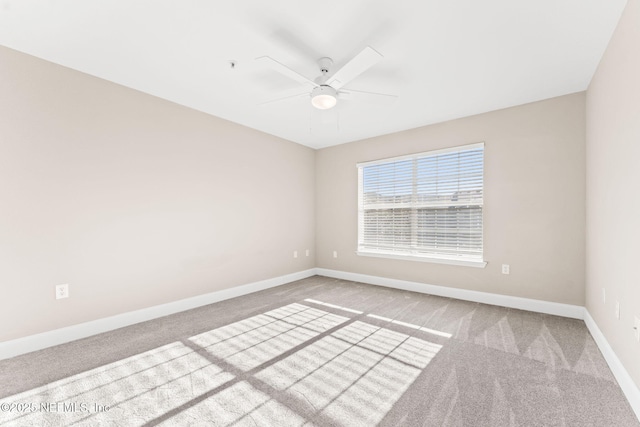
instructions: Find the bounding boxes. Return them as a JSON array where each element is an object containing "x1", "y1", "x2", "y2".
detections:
[{"x1": 0, "y1": 276, "x2": 638, "y2": 426}]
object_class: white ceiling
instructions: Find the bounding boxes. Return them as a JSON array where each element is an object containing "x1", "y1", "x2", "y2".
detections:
[{"x1": 0, "y1": 0, "x2": 627, "y2": 149}]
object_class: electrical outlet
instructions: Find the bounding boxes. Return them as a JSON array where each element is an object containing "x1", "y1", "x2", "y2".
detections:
[
  {"x1": 305, "y1": 249, "x2": 310, "y2": 257},
  {"x1": 56, "y1": 284, "x2": 69, "y2": 300},
  {"x1": 333, "y1": 251, "x2": 338, "y2": 258},
  {"x1": 501, "y1": 264, "x2": 510, "y2": 275},
  {"x1": 615, "y1": 301, "x2": 620, "y2": 319},
  {"x1": 634, "y1": 317, "x2": 640, "y2": 342},
  {"x1": 293, "y1": 251, "x2": 298, "y2": 258}
]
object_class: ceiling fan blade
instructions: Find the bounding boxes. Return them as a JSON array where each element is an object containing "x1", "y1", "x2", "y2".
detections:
[
  {"x1": 255, "y1": 56, "x2": 318, "y2": 88},
  {"x1": 338, "y1": 89, "x2": 397, "y2": 105},
  {"x1": 326, "y1": 46, "x2": 383, "y2": 90},
  {"x1": 258, "y1": 91, "x2": 309, "y2": 106}
]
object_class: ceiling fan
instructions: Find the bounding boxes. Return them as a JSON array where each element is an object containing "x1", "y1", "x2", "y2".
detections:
[{"x1": 256, "y1": 46, "x2": 396, "y2": 110}]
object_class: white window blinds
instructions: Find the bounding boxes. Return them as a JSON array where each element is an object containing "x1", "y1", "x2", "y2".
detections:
[{"x1": 357, "y1": 143, "x2": 484, "y2": 264}]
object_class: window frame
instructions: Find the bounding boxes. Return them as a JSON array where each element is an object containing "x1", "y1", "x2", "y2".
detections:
[{"x1": 356, "y1": 142, "x2": 487, "y2": 268}]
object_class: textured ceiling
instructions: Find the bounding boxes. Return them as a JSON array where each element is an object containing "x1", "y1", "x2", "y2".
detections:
[{"x1": 0, "y1": 0, "x2": 627, "y2": 149}]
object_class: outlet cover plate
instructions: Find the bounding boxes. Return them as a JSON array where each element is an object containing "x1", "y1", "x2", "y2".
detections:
[{"x1": 56, "y1": 284, "x2": 69, "y2": 299}]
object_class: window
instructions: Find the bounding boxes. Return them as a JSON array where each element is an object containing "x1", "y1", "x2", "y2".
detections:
[{"x1": 357, "y1": 143, "x2": 486, "y2": 267}]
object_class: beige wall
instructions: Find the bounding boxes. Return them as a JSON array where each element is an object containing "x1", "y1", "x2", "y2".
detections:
[
  {"x1": 586, "y1": 0, "x2": 640, "y2": 388},
  {"x1": 316, "y1": 93, "x2": 586, "y2": 305},
  {"x1": 0, "y1": 46, "x2": 315, "y2": 342}
]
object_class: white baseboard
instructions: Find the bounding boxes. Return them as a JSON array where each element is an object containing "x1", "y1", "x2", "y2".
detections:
[
  {"x1": 584, "y1": 310, "x2": 640, "y2": 422},
  {"x1": 316, "y1": 268, "x2": 585, "y2": 319},
  {"x1": 0, "y1": 269, "x2": 316, "y2": 361}
]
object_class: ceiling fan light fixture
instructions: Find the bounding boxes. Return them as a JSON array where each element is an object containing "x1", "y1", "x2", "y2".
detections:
[{"x1": 311, "y1": 85, "x2": 337, "y2": 110}]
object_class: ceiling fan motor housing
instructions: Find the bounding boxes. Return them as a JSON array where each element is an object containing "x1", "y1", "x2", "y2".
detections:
[{"x1": 311, "y1": 85, "x2": 338, "y2": 109}]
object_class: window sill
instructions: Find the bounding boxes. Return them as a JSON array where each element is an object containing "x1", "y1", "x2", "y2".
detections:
[{"x1": 356, "y1": 250, "x2": 487, "y2": 268}]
